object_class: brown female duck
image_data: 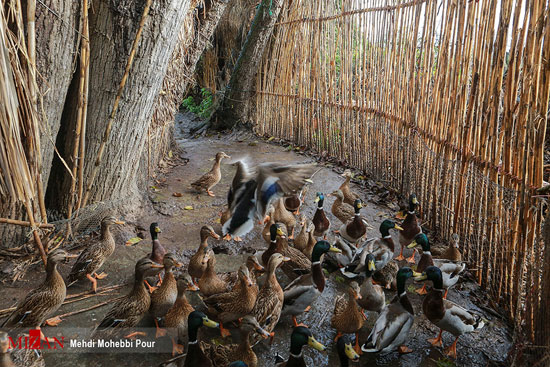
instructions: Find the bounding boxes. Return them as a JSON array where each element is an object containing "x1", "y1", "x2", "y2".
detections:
[
  {"x1": 201, "y1": 316, "x2": 270, "y2": 367},
  {"x1": 150, "y1": 253, "x2": 183, "y2": 337},
  {"x1": 293, "y1": 216, "x2": 309, "y2": 252},
  {"x1": 2, "y1": 250, "x2": 75, "y2": 334},
  {"x1": 312, "y1": 192, "x2": 330, "y2": 239},
  {"x1": 250, "y1": 253, "x2": 289, "y2": 345},
  {"x1": 395, "y1": 194, "x2": 421, "y2": 263},
  {"x1": 204, "y1": 265, "x2": 258, "y2": 338},
  {"x1": 0, "y1": 332, "x2": 15, "y2": 367},
  {"x1": 331, "y1": 282, "x2": 365, "y2": 354},
  {"x1": 199, "y1": 256, "x2": 230, "y2": 297},
  {"x1": 329, "y1": 189, "x2": 355, "y2": 225},
  {"x1": 261, "y1": 224, "x2": 310, "y2": 280},
  {"x1": 94, "y1": 258, "x2": 164, "y2": 337},
  {"x1": 189, "y1": 225, "x2": 220, "y2": 284},
  {"x1": 271, "y1": 198, "x2": 297, "y2": 239},
  {"x1": 68, "y1": 216, "x2": 124, "y2": 293},
  {"x1": 191, "y1": 152, "x2": 230, "y2": 197},
  {"x1": 221, "y1": 255, "x2": 264, "y2": 290},
  {"x1": 164, "y1": 275, "x2": 199, "y2": 356},
  {"x1": 339, "y1": 169, "x2": 359, "y2": 206}
]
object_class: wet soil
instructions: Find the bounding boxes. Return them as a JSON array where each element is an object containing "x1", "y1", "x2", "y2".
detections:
[{"x1": 0, "y1": 112, "x2": 512, "y2": 366}]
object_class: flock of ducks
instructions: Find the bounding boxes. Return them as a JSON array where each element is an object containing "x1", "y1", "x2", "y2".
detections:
[{"x1": 0, "y1": 152, "x2": 484, "y2": 367}]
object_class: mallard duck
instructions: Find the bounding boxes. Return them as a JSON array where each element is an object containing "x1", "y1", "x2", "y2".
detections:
[
  {"x1": 183, "y1": 311, "x2": 219, "y2": 367},
  {"x1": 2, "y1": 249, "x2": 75, "y2": 333},
  {"x1": 262, "y1": 224, "x2": 310, "y2": 280},
  {"x1": 357, "y1": 253, "x2": 385, "y2": 313},
  {"x1": 189, "y1": 225, "x2": 220, "y2": 284},
  {"x1": 274, "y1": 326, "x2": 326, "y2": 366},
  {"x1": 282, "y1": 240, "x2": 341, "y2": 327},
  {"x1": 338, "y1": 200, "x2": 367, "y2": 244},
  {"x1": 326, "y1": 237, "x2": 356, "y2": 269},
  {"x1": 150, "y1": 253, "x2": 183, "y2": 337},
  {"x1": 201, "y1": 315, "x2": 270, "y2": 367},
  {"x1": 312, "y1": 192, "x2": 330, "y2": 238},
  {"x1": 94, "y1": 257, "x2": 164, "y2": 337},
  {"x1": 408, "y1": 234, "x2": 465, "y2": 297},
  {"x1": 432, "y1": 233, "x2": 462, "y2": 261},
  {"x1": 199, "y1": 256, "x2": 230, "y2": 297},
  {"x1": 191, "y1": 152, "x2": 231, "y2": 197},
  {"x1": 414, "y1": 266, "x2": 484, "y2": 359},
  {"x1": 301, "y1": 227, "x2": 317, "y2": 260},
  {"x1": 141, "y1": 222, "x2": 167, "y2": 292},
  {"x1": 331, "y1": 281, "x2": 364, "y2": 354},
  {"x1": 204, "y1": 264, "x2": 258, "y2": 338},
  {"x1": 221, "y1": 255, "x2": 265, "y2": 290},
  {"x1": 68, "y1": 215, "x2": 124, "y2": 293},
  {"x1": 227, "y1": 159, "x2": 251, "y2": 211},
  {"x1": 222, "y1": 162, "x2": 315, "y2": 239},
  {"x1": 361, "y1": 267, "x2": 416, "y2": 355},
  {"x1": 164, "y1": 275, "x2": 199, "y2": 356},
  {"x1": 270, "y1": 198, "x2": 297, "y2": 239},
  {"x1": 339, "y1": 169, "x2": 359, "y2": 206},
  {"x1": 336, "y1": 334, "x2": 360, "y2": 367},
  {"x1": 329, "y1": 189, "x2": 355, "y2": 225},
  {"x1": 395, "y1": 194, "x2": 421, "y2": 263},
  {"x1": 250, "y1": 253, "x2": 289, "y2": 345},
  {"x1": 284, "y1": 185, "x2": 308, "y2": 215}
]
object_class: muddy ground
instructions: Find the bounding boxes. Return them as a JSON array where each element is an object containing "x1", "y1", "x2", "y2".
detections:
[{"x1": 0, "y1": 112, "x2": 512, "y2": 366}]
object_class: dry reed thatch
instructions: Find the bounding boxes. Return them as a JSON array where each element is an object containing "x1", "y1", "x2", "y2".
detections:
[
  {"x1": 0, "y1": 1, "x2": 47, "y2": 265},
  {"x1": 255, "y1": 0, "x2": 550, "y2": 348}
]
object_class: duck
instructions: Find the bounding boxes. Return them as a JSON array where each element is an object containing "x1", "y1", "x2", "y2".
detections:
[
  {"x1": 164, "y1": 275, "x2": 200, "y2": 356},
  {"x1": 0, "y1": 332, "x2": 14, "y2": 367},
  {"x1": 250, "y1": 253, "x2": 289, "y2": 345},
  {"x1": 191, "y1": 151, "x2": 231, "y2": 197},
  {"x1": 407, "y1": 234, "x2": 465, "y2": 297},
  {"x1": 274, "y1": 326, "x2": 326, "y2": 366},
  {"x1": 361, "y1": 267, "x2": 416, "y2": 355},
  {"x1": 94, "y1": 257, "x2": 164, "y2": 337},
  {"x1": 204, "y1": 264, "x2": 258, "y2": 338},
  {"x1": 150, "y1": 253, "x2": 183, "y2": 337},
  {"x1": 143, "y1": 222, "x2": 167, "y2": 292},
  {"x1": 432, "y1": 233, "x2": 462, "y2": 261},
  {"x1": 220, "y1": 207, "x2": 232, "y2": 227},
  {"x1": 414, "y1": 266, "x2": 484, "y2": 359},
  {"x1": 356, "y1": 253, "x2": 385, "y2": 314},
  {"x1": 338, "y1": 199, "x2": 367, "y2": 245},
  {"x1": 329, "y1": 189, "x2": 355, "y2": 225},
  {"x1": 221, "y1": 255, "x2": 265, "y2": 290},
  {"x1": 339, "y1": 169, "x2": 359, "y2": 206},
  {"x1": 222, "y1": 162, "x2": 315, "y2": 239},
  {"x1": 336, "y1": 334, "x2": 360, "y2": 367},
  {"x1": 284, "y1": 185, "x2": 308, "y2": 215},
  {"x1": 199, "y1": 256, "x2": 230, "y2": 297},
  {"x1": 292, "y1": 216, "x2": 309, "y2": 252},
  {"x1": 301, "y1": 226, "x2": 318, "y2": 260},
  {"x1": 395, "y1": 194, "x2": 421, "y2": 263},
  {"x1": 262, "y1": 224, "x2": 310, "y2": 280},
  {"x1": 282, "y1": 240, "x2": 341, "y2": 327},
  {"x1": 270, "y1": 198, "x2": 297, "y2": 239},
  {"x1": 189, "y1": 225, "x2": 220, "y2": 285},
  {"x1": 227, "y1": 159, "x2": 251, "y2": 211},
  {"x1": 326, "y1": 237, "x2": 356, "y2": 269},
  {"x1": 312, "y1": 192, "x2": 330, "y2": 239},
  {"x1": 331, "y1": 281, "x2": 365, "y2": 354},
  {"x1": 3, "y1": 331, "x2": 45, "y2": 367},
  {"x1": 183, "y1": 311, "x2": 219, "y2": 367},
  {"x1": 201, "y1": 316, "x2": 270, "y2": 367},
  {"x1": 2, "y1": 249, "x2": 75, "y2": 333},
  {"x1": 67, "y1": 215, "x2": 124, "y2": 293}
]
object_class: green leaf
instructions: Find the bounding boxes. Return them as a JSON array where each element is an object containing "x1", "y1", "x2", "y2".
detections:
[
  {"x1": 125, "y1": 237, "x2": 142, "y2": 246},
  {"x1": 335, "y1": 276, "x2": 345, "y2": 283},
  {"x1": 407, "y1": 285, "x2": 417, "y2": 293},
  {"x1": 184, "y1": 206, "x2": 194, "y2": 210}
]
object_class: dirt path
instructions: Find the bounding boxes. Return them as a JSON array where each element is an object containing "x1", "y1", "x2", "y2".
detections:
[{"x1": 0, "y1": 113, "x2": 511, "y2": 366}]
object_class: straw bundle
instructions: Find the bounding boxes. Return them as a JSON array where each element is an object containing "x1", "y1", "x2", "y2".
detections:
[{"x1": 255, "y1": 0, "x2": 550, "y2": 345}]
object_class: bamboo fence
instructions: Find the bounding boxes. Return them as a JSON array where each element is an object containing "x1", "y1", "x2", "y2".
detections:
[{"x1": 255, "y1": 0, "x2": 550, "y2": 345}]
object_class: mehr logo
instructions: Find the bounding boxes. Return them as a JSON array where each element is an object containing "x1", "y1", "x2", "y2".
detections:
[{"x1": 8, "y1": 329, "x2": 64, "y2": 350}]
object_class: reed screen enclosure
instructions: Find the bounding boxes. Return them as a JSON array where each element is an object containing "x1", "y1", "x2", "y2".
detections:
[{"x1": 255, "y1": 0, "x2": 550, "y2": 346}]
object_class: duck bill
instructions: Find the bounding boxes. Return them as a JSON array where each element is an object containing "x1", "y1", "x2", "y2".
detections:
[
  {"x1": 368, "y1": 260, "x2": 376, "y2": 272},
  {"x1": 223, "y1": 154, "x2": 231, "y2": 159},
  {"x1": 276, "y1": 228, "x2": 286, "y2": 238},
  {"x1": 407, "y1": 240, "x2": 418, "y2": 249},
  {"x1": 282, "y1": 257, "x2": 291, "y2": 262},
  {"x1": 155, "y1": 226, "x2": 162, "y2": 233},
  {"x1": 245, "y1": 275, "x2": 253, "y2": 287},
  {"x1": 257, "y1": 326, "x2": 271, "y2": 339},
  {"x1": 308, "y1": 336, "x2": 326, "y2": 351},
  {"x1": 413, "y1": 272, "x2": 427, "y2": 281},
  {"x1": 329, "y1": 246, "x2": 342, "y2": 253},
  {"x1": 395, "y1": 211, "x2": 406, "y2": 220},
  {"x1": 314, "y1": 197, "x2": 320, "y2": 203},
  {"x1": 115, "y1": 220, "x2": 126, "y2": 225},
  {"x1": 175, "y1": 262, "x2": 184, "y2": 268},
  {"x1": 202, "y1": 317, "x2": 219, "y2": 328},
  {"x1": 187, "y1": 283, "x2": 200, "y2": 291},
  {"x1": 262, "y1": 215, "x2": 271, "y2": 225},
  {"x1": 357, "y1": 202, "x2": 363, "y2": 209},
  {"x1": 65, "y1": 254, "x2": 79, "y2": 259},
  {"x1": 210, "y1": 231, "x2": 221, "y2": 240},
  {"x1": 345, "y1": 343, "x2": 360, "y2": 361},
  {"x1": 394, "y1": 224, "x2": 404, "y2": 231},
  {"x1": 150, "y1": 264, "x2": 164, "y2": 269},
  {"x1": 253, "y1": 262, "x2": 265, "y2": 272},
  {"x1": 354, "y1": 291, "x2": 362, "y2": 300},
  {"x1": 412, "y1": 197, "x2": 419, "y2": 205}
]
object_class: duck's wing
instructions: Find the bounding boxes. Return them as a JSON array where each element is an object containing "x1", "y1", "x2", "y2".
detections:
[
  {"x1": 222, "y1": 179, "x2": 257, "y2": 237},
  {"x1": 283, "y1": 274, "x2": 314, "y2": 304},
  {"x1": 255, "y1": 163, "x2": 316, "y2": 220},
  {"x1": 363, "y1": 303, "x2": 412, "y2": 352},
  {"x1": 228, "y1": 159, "x2": 252, "y2": 210}
]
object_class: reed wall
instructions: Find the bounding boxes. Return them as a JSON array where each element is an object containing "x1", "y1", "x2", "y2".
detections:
[{"x1": 255, "y1": 0, "x2": 550, "y2": 345}]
